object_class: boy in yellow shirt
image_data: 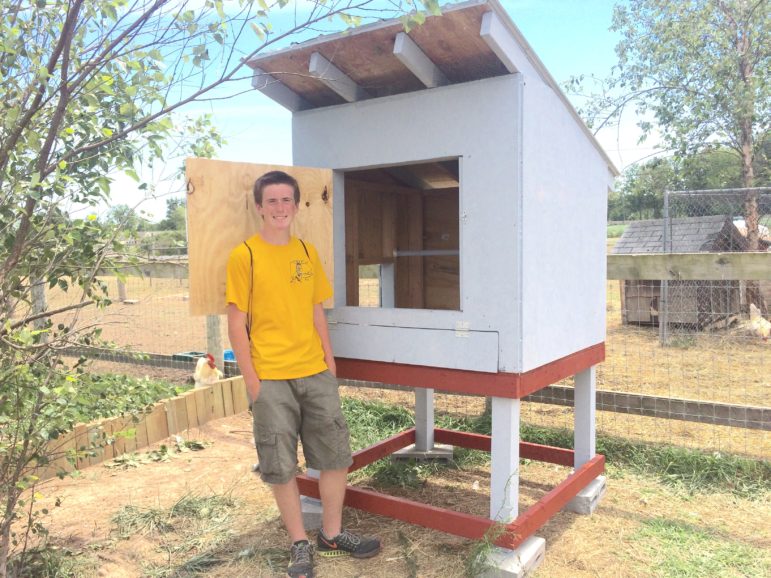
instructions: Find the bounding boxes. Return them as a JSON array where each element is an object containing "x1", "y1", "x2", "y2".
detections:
[{"x1": 226, "y1": 171, "x2": 380, "y2": 578}]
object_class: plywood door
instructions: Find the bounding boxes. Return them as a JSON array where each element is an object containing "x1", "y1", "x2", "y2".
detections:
[{"x1": 185, "y1": 158, "x2": 333, "y2": 316}]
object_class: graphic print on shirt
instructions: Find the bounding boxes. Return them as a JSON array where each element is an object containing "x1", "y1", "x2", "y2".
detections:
[{"x1": 290, "y1": 259, "x2": 313, "y2": 283}]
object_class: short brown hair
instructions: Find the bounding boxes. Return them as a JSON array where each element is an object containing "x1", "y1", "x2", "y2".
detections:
[{"x1": 253, "y1": 171, "x2": 301, "y2": 206}]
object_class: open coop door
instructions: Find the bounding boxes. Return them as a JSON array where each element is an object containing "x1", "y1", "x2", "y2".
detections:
[{"x1": 185, "y1": 158, "x2": 333, "y2": 316}]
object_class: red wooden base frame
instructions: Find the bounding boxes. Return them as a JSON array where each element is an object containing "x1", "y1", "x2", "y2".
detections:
[
  {"x1": 336, "y1": 342, "x2": 605, "y2": 399},
  {"x1": 297, "y1": 427, "x2": 605, "y2": 550}
]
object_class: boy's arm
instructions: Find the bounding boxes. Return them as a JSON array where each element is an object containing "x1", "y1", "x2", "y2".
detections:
[
  {"x1": 313, "y1": 302, "x2": 336, "y2": 377},
  {"x1": 227, "y1": 303, "x2": 261, "y2": 402}
]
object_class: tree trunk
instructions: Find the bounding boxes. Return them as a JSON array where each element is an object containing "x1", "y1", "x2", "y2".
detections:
[
  {"x1": 739, "y1": 118, "x2": 766, "y2": 315},
  {"x1": 0, "y1": 490, "x2": 19, "y2": 578}
]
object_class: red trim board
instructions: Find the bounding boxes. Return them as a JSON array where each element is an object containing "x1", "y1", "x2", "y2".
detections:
[{"x1": 336, "y1": 342, "x2": 605, "y2": 398}]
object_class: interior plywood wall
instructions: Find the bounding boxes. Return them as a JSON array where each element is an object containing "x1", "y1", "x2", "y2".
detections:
[
  {"x1": 186, "y1": 158, "x2": 333, "y2": 315},
  {"x1": 345, "y1": 177, "x2": 459, "y2": 310}
]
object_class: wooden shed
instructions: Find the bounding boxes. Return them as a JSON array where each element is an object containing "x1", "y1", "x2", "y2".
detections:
[
  {"x1": 613, "y1": 215, "x2": 748, "y2": 329},
  {"x1": 188, "y1": 0, "x2": 617, "y2": 573}
]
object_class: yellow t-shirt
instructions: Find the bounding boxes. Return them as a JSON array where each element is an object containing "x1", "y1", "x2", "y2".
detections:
[{"x1": 225, "y1": 234, "x2": 333, "y2": 380}]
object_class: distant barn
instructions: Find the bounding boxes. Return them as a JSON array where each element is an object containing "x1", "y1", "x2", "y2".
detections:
[{"x1": 613, "y1": 215, "x2": 748, "y2": 329}]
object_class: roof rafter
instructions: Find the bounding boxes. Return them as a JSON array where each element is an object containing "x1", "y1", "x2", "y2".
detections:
[
  {"x1": 479, "y1": 10, "x2": 523, "y2": 74},
  {"x1": 309, "y1": 52, "x2": 369, "y2": 102},
  {"x1": 251, "y1": 68, "x2": 310, "y2": 112},
  {"x1": 393, "y1": 32, "x2": 448, "y2": 88}
]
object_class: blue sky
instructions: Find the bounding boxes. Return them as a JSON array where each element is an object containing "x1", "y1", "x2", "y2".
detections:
[{"x1": 110, "y1": 0, "x2": 655, "y2": 221}]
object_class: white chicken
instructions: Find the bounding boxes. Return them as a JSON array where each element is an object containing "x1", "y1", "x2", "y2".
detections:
[
  {"x1": 194, "y1": 353, "x2": 224, "y2": 387},
  {"x1": 749, "y1": 304, "x2": 771, "y2": 341}
]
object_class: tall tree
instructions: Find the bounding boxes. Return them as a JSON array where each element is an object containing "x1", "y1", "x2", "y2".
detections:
[
  {"x1": 158, "y1": 198, "x2": 187, "y2": 231},
  {"x1": 583, "y1": 0, "x2": 769, "y2": 248},
  {"x1": 104, "y1": 204, "x2": 151, "y2": 233},
  {"x1": 0, "y1": 1, "x2": 434, "y2": 573},
  {"x1": 611, "y1": 147, "x2": 755, "y2": 221}
]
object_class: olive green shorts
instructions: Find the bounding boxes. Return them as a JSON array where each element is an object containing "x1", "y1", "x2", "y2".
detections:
[{"x1": 251, "y1": 369, "x2": 353, "y2": 485}]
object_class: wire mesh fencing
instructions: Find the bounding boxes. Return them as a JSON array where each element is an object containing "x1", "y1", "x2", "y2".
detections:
[
  {"x1": 45, "y1": 195, "x2": 770, "y2": 460},
  {"x1": 600, "y1": 188, "x2": 770, "y2": 458},
  {"x1": 50, "y1": 274, "x2": 225, "y2": 384},
  {"x1": 661, "y1": 189, "x2": 771, "y2": 342}
]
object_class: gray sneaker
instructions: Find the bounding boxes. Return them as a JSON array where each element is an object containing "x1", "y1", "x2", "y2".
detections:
[
  {"x1": 317, "y1": 528, "x2": 381, "y2": 559},
  {"x1": 287, "y1": 539, "x2": 314, "y2": 578}
]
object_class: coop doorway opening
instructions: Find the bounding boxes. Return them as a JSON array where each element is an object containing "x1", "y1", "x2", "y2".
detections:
[{"x1": 344, "y1": 159, "x2": 460, "y2": 311}]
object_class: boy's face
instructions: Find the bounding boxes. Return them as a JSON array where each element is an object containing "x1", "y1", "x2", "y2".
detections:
[{"x1": 257, "y1": 183, "x2": 298, "y2": 231}]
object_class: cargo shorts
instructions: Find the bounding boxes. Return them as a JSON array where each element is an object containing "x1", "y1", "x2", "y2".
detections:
[{"x1": 251, "y1": 369, "x2": 353, "y2": 485}]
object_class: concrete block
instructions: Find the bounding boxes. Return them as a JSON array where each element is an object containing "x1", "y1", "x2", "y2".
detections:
[
  {"x1": 477, "y1": 537, "x2": 545, "y2": 578},
  {"x1": 300, "y1": 496, "x2": 323, "y2": 530},
  {"x1": 565, "y1": 475, "x2": 607, "y2": 515},
  {"x1": 392, "y1": 443, "x2": 454, "y2": 463}
]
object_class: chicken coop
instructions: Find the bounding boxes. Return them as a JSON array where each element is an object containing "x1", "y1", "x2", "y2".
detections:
[
  {"x1": 613, "y1": 215, "x2": 748, "y2": 329},
  {"x1": 187, "y1": 0, "x2": 617, "y2": 574}
]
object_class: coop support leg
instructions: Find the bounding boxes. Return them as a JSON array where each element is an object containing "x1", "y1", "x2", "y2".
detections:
[
  {"x1": 484, "y1": 396, "x2": 545, "y2": 577},
  {"x1": 490, "y1": 396, "x2": 520, "y2": 522},
  {"x1": 393, "y1": 388, "x2": 453, "y2": 462},
  {"x1": 300, "y1": 468, "x2": 323, "y2": 530},
  {"x1": 567, "y1": 366, "x2": 606, "y2": 514},
  {"x1": 415, "y1": 387, "x2": 434, "y2": 451}
]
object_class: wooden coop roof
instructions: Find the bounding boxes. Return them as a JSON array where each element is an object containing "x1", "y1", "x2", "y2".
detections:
[
  {"x1": 246, "y1": 0, "x2": 618, "y2": 175},
  {"x1": 612, "y1": 215, "x2": 749, "y2": 254}
]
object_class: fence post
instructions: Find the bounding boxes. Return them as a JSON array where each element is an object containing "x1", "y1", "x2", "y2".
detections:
[
  {"x1": 31, "y1": 280, "x2": 47, "y2": 332},
  {"x1": 659, "y1": 190, "x2": 670, "y2": 345},
  {"x1": 117, "y1": 279, "x2": 127, "y2": 302},
  {"x1": 206, "y1": 315, "x2": 224, "y2": 368}
]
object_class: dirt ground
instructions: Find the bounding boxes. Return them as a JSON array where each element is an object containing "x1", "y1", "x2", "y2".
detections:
[
  {"x1": 28, "y1": 276, "x2": 768, "y2": 575},
  {"x1": 32, "y1": 410, "x2": 770, "y2": 578}
]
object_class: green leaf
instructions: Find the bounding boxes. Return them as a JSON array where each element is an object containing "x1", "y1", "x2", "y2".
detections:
[{"x1": 250, "y1": 22, "x2": 265, "y2": 41}]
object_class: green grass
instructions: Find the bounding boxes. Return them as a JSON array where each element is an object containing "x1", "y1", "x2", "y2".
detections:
[
  {"x1": 70, "y1": 373, "x2": 189, "y2": 424},
  {"x1": 517, "y1": 420, "x2": 770, "y2": 499},
  {"x1": 342, "y1": 397, "x2": 489, "y2": 487},
  {"x1": 341, "y1": 397, "x2": 771, "y2": 498},
  {"x1": 632, "y1": 517, "x2": 770, "y2": 577},
  {"x1": 607, "y1": 223, "x2": 628, "y2": 238},
  {"x1": 358, "y1": 263, "x2": 380, "y2": 279}
]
